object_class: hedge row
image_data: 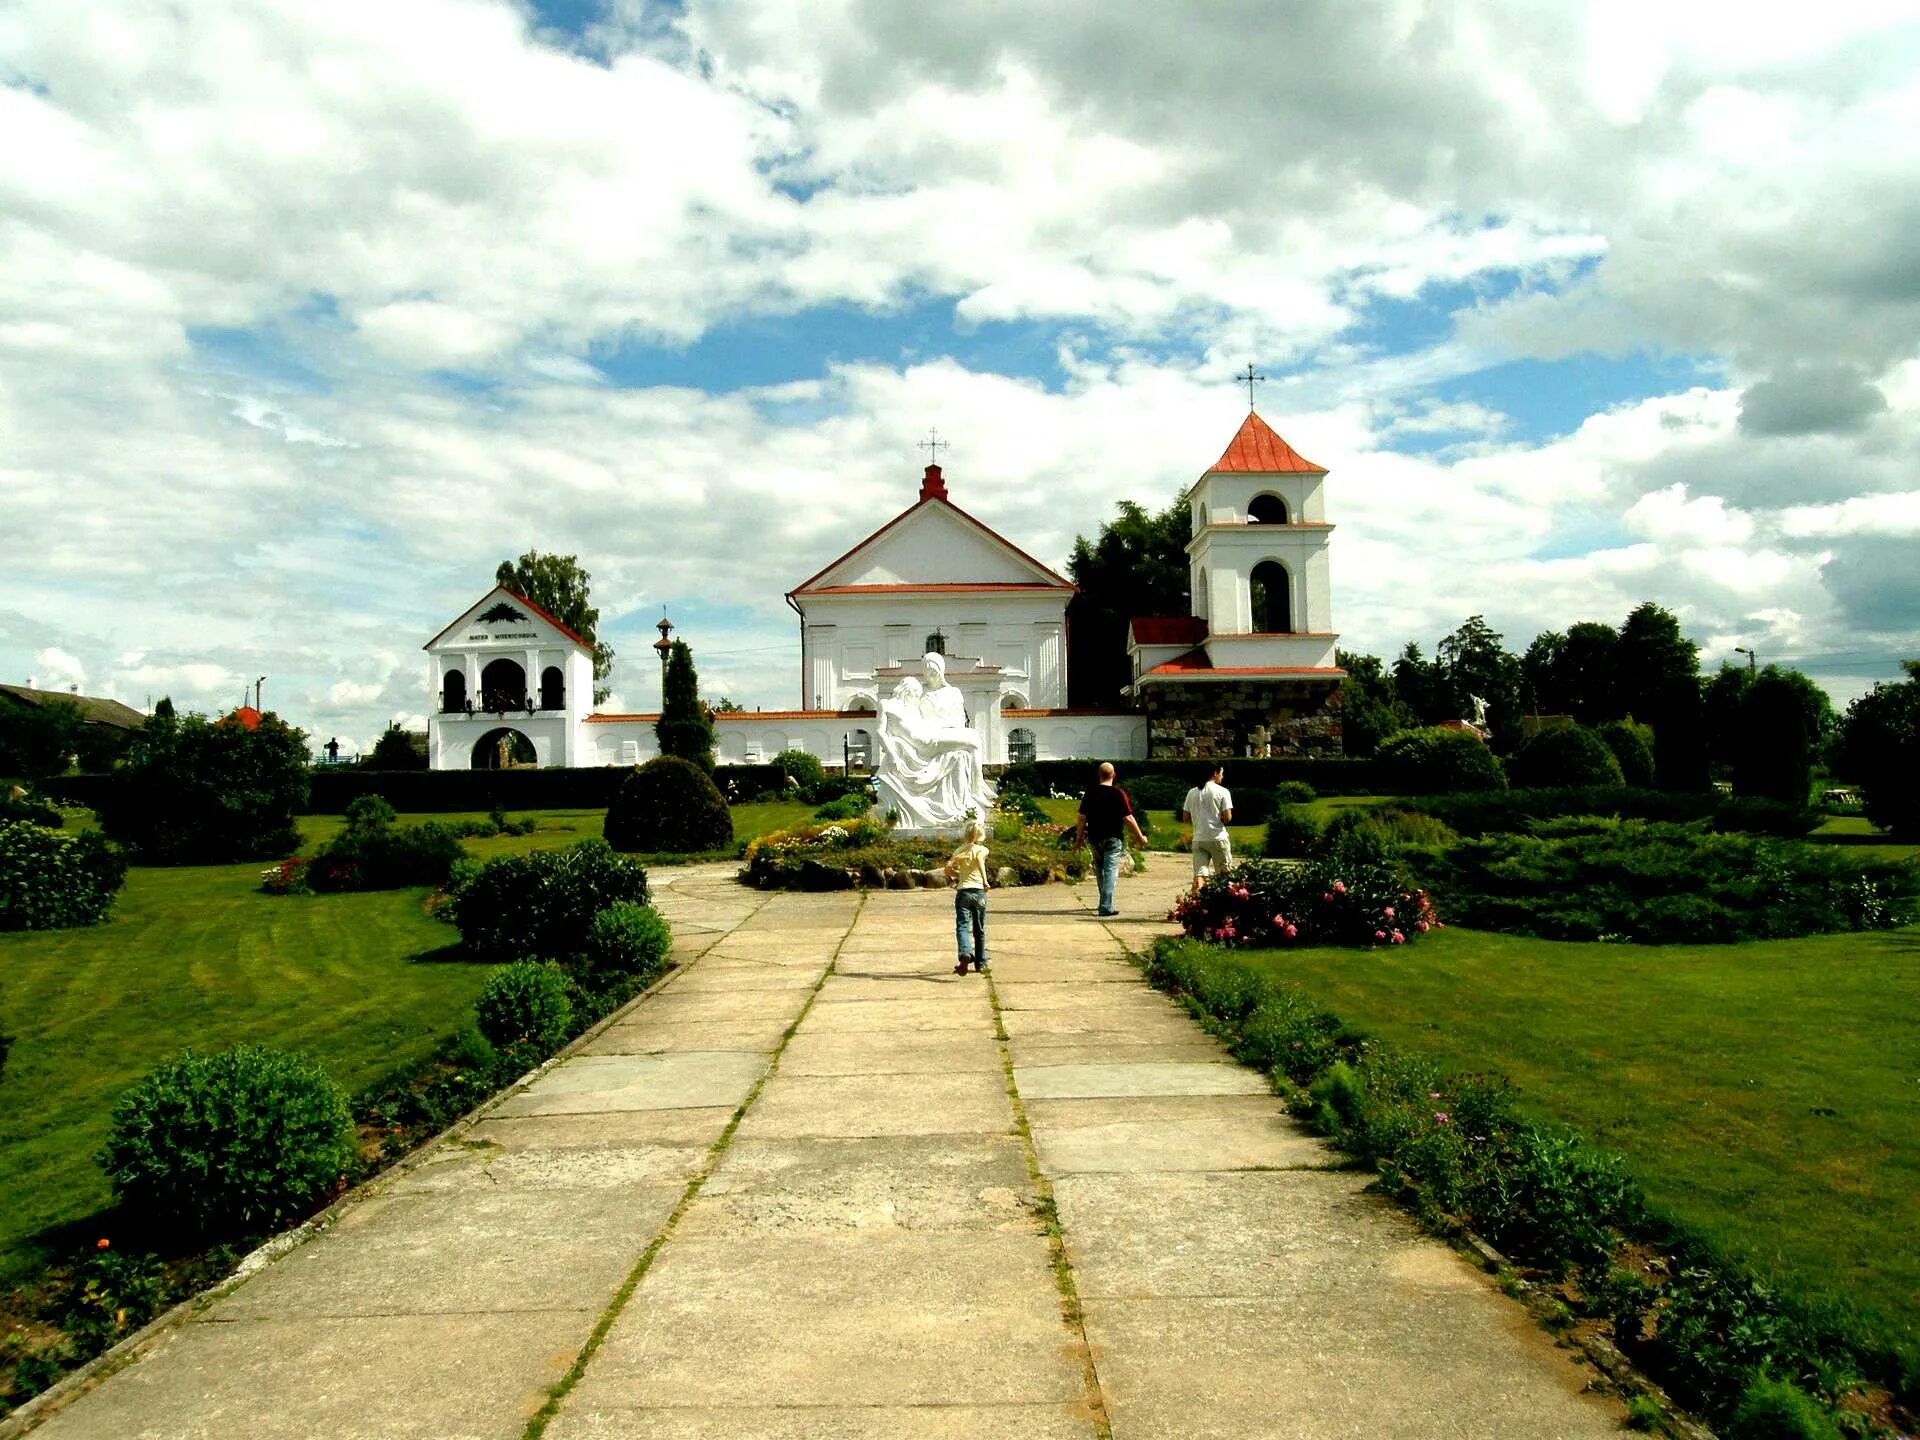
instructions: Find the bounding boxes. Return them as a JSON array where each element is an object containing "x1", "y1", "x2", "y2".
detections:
[{"x1": 998, "y1": 756, "x2": 1379, "y2": 799}]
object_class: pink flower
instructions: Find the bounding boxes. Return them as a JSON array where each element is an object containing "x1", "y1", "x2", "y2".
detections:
[
  {"x1": 1429, "y1": 1091, "x2": 1441, "y2": 1100},
  {"x1": 1284, "y1": 924, "x2": 1298, "y2": 938},
  {"x1": 1332, "y1": 880, "x2": 1347, "y2": 895},
  {"x1": 1391, "y1": 930, "x2": 1405, "y2": 944},
  {"x1": 1383, "y1": 906, "x2": 1395, "y2": 919},
  {"x1": 1434, "y1": 1112, "x2": 1450, "y2": 1125},
  {"x1": 1374, "y1": 929, "x2": 1386, "y2": 941},
  {"x1": 1321, "y1": 891, "x2": 1333, "y2": 903},
  {"x1": 1416, "y1": 920, "x2": 1430, "y2": 934}
]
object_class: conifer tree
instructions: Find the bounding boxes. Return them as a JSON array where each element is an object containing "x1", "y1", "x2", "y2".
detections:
[{"x1": 654, "y1": 640, "x2": 715, "y2": 773}]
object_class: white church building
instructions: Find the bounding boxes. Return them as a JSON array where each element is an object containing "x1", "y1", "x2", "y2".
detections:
[{"x1": 423, "y1": 411, "x2": 1346, "y2": 771}]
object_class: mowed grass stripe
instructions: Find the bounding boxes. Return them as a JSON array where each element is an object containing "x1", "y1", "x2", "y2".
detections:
[{"x1": 1238, "y1": 923, "x2": 1920, "y2": 1344}]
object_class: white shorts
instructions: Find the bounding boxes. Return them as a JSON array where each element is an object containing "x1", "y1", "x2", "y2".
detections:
[{"x1": 1191, "y1": 836, "x2": 1232, "y2": 876}]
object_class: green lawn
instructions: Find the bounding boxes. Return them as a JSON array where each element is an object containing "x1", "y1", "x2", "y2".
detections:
[
  {"x1": 0, "y1": 861, "x2": 489, "y2": 1284},
  {"x1": 1811, "y1": 813, "x2": 1920, "y2": 864},
  {"x1": 1239, "y1": 924, "x2": 1920, "y2": 1345},
  {"x1": 0, "y1": 800, "x2": 815, "y2": 1286}
]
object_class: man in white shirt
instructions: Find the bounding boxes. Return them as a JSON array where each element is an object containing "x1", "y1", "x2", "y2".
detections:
[{"x1": 1181, "y1": 763, "x2": 1234, "y2": 895}]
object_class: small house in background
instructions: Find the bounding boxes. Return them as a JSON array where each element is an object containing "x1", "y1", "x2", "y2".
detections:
[
  {"x1": 222, "y1": 705, "x2": 263, "y2": 731},
  {"x1": 0, "y1": 683, "x2": 147, "y2": 770}
]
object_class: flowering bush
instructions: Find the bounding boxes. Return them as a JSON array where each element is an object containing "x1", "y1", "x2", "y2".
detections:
[
  {"x1": 742, "y1": 817, "x2": 1086, "y2": 890},
  {"x1": 0, "y1": 819, "x2": 126, "y2": 930},
  {"x1": 259, "y1": 856, "x2": 313, "y2": 895},
  {"x1": 1169, "y1": 857, "x2": 1440, "y2": 949}
]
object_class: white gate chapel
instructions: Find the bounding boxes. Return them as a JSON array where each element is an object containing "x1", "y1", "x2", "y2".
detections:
[{"x1": 424, "y1": 411, "x2": 1346, "y2": 771}]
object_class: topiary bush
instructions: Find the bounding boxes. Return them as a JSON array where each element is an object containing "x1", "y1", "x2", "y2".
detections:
[
  {"x1": 1506, "y1": 724, "x2": 1624, "y2": 789},
  {"x1": 474, "y1": 960, "x2": 573, "y2": 1051},
  {"x1": 99, "y1": 1045, "x2": 356, "y2": 1240},
  {"x1": 1263, "y1": 806, "x2": 1322, "y2": 858},
  {"x1": 452, "y1": 838, "x2": 650, "y2": 963},
  {"x1": 582, "y1": 901, "x2": 673, "y2": 981},
  {"x1": 604, "y1": 756, "x2": 733, "y2": 854},
  {"x1": 771, "y1": 748, "x2": 825, "y2": 794},
  {"x1": 1373, "y1": 726, "x2": 1506, "y2": 794},
  {"x1": 1403, "y1": 787, "x2": 1818, "y2": 838},
  {"x1": 1273, "y1": 780, "x2": 1317, "y2": 805},
  {"x1": 1598, "y1": 720, "x2": 1657, "y2": 788},
  {"x1": 0, "y1": 819, "x2": 126, "y2": 930}
]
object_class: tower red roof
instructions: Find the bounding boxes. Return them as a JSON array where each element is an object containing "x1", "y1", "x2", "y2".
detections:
[{"x1": 1209, "y1": 411, "x2": 1325, "y2": 475}]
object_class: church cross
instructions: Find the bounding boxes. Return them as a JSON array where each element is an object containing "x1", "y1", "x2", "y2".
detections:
[
  {"x1": 917, "y1": 427, "x2": 950, "y2": 463},
  {"x1": 1238, "y1": 363, "x2": 1266, "y2": 409}
]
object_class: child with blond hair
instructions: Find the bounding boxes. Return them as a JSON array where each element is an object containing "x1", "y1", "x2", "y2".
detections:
[{"x1": 945, "y1": 817, "x2": 991, "y2": 975}]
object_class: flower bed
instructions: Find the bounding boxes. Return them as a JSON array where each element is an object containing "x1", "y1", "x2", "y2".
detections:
[
  {"x1": 741, "y1": 817, "x2": 1088, "y2": 890},
  {"x1": 1169, "y1": 856, "x2": 1440, "y2": 949}
]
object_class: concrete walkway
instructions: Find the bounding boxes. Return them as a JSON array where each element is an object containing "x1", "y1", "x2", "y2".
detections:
[{"x1": 27, "y1": 859, "x2": 1625, "y2": 1439}]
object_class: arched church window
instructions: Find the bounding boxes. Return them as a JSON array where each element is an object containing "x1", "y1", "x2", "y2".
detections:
[
  {"x1": 1001, "y1": 693, "x2": 1028, "y2": 712},
  {"x1": 924, "y1": 629, "x2": 947, "y2": 655},
  {"x1": 442, "y1": 669, "x2": 467, "y2": 714},
  {"x1": 1007, "y1": 727, "x2": 1037, "y2": 764},
  {"x1": 1248, "y1": 493, "x2": 1289, "y2": 524},
  {"x1": 540, "y1": 666, "x2": 565, "y2": 710},
  {"x1": 1250, "y1": 561, "x2": 1292, "y2": 633},
  {"x1": 480, "y1": 658, "x2": 527, "y2": 712}
]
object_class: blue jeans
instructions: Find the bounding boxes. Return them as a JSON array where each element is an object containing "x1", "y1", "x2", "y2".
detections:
[
  {"x1": 954, "y1": 887, "x2": 987, "y2": 965},
  {"x1": 1092, "y1": 836, "x2": 1125, "y2": 913}
]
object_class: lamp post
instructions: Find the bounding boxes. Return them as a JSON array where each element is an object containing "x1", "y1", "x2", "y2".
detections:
[
  {"x1": 1733, "y1": 646, "x2": 1757, "y2": 675},
  {"x1": 653, "y1": 614, "x2": 674, "y2": 707}
]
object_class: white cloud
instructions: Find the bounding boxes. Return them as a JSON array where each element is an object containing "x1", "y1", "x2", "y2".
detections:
[
  {"x1": 1625, "y1": 484, "x2": 1756, "y2": 546},
  {"x1": 1779, "y1": 492, "x2": 1920, "y2": 538}
]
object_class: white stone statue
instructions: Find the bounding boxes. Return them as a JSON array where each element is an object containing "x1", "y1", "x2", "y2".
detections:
[
  {"x1": 872, "y1": 652, "x2": 996, "y2": 832},
  {"x1": 1469, "y1": 693, "x2": 1490, "y2": 728}
]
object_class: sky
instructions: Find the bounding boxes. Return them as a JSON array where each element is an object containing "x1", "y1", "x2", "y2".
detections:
[{"x1": 4, "y1": 0, "x2": 1919, "y2": 755}]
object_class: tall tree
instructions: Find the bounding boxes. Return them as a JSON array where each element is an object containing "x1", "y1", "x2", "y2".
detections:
[
  {"x1": 0, "y1": 697, "x2": 83, "y2": 780},
  {"x1": 1336, "y1": 650, "x2": 1413, "y2": 756},
  {"x1": 495, "y1": 551, "x2": 615, "y2": 704},
  {"x1": 1064, "y1": 496, "x2": 1190, "y2": 707},
  {"x1": 1836, "y1": 660, "x2": 1920, "y2": 837},
  {"x1": 1732, "y1": 666, "x2": 1826, "y2": 805},
  {"x1": 1616, "y1": 602, "x2": 1707, "y2": 790},
  {"x1": 1392, "y1": 642, "x2": 1443, "y2": 725},
  {"x1": 654, "y1": 640, "x2": 715, "y2": 773},
  {"x1": 1436, "y1": 615, "x2": 1523, "y2": 745}
]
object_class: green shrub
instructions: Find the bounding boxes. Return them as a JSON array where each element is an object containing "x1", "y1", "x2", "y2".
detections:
[
  {"x1": 1599, "y1": 720, "x2": 1657, "y2": 788},
  {"x1": 474, "y1": 960, "x2": 573, "y2": 1051},
  {"x1": 1374, "y1": 726, "x2": 1506, "y2": 794},
  {"x1": 812, "y1": 791, "x2": 870, "y2": 822},
  {"x1": 99, "y1": 1045, "x2": 356, "y2": 1240},
  {"x1": 1123, "y1": 774, "x2": 1188, "y2": 812},
  {"x1": 1725, "y1": 1372, "x2": 1841, "y2": 1440},
  {"x1": 0, "y1": 819, "x2": 126, "y2": 930},
  {"x1": 604, "y1": 756, "x2": 733, "y2": 854},
  {"x1": 1263, "y1": 806, "x2": 1321, "y2": 857},
  {"x1": 306, "y1": 803, "x2": 467, "y2": 892},
  {"x1": 96, "y1": 707, "x2": 309, "y2": 864},
  {"x1": 1507, "y1": 725, "x2": 1624, "y2": 789},
  {"x1": 1230, "y1": 786, "x2": 1277, "y2": 825},
  {"x1": 1836, "y1": 662, "x2": 1920, "y2": 838},
  {"x1": 582, "y1": 901, "x2": 672, "y2": 980},
  {"x1": 1317, "y1": 806, "x2": 1458, "y2": 861},
  {"x1": 742, "y1": 818, "x2": 1086, "y2": 889},
  {"x1": 1427, "y1": 820, "x2": 1918, "y2": 944},
  {"x1": 1273, "y1": 780, "x2": 1316, "y2": 804},
  {"x1": 1, "y1": 786, "x2": 62, "y2": 828},
  {"x1": 1404, "y1": 787, "x2": 1818, "y2": 838},
  {"x1": 771, "y1": 748, "x2": 826, "y2": 793},
  {"x1": 1623, "y1": 1395, "x2": 1663, "y2": 1431},
  {"x1": 1169, "y1": 856, "x2": 1439, "y2": 948},
  {"x1": 1734, "y1": 672, "x2": 1821, "y2": 808},
  {"x1": 453, "y1": 839, "x2": 650, "y2": 962}
]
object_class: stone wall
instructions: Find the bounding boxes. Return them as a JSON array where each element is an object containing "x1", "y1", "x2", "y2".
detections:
[{"x1": 1142, "y1": 679, "x2": 1344, "y2": 759}]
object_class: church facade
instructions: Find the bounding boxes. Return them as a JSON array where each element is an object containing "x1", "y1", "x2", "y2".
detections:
[{"x1": 423, "y1": 411, "x2": 1344, "y2": 770}]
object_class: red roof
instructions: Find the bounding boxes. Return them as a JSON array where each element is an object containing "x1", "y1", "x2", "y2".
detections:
[
  {"x1": 1209, "y1": 411, "x2": 1325, "y2": 475},
  {"x1": 1129, "y1": 616, "x2": 1208, "y2": 646},
  {"x1": 224, "y1": 706, "x2": 263, "y2": 730}
]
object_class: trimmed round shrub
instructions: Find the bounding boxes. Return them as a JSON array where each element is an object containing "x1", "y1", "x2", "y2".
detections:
[
  {"x1": 1373, "y1": 727, "x2": 1507, "y2": 794},
  {"x1": 1264, "y1": 806, "x2": 1322, "y2": 858},
  {"x1": 1506, "y1": 725, "x2": 1624, "y2": 789},
  {"x1": 1597, "y1": 720, "x2": 1656, "y2": 788},
  {"x1": 1273, "y1": 780, "x2": 1317, "y2": 805},
  {"x1": 453, "y1": 838, "x2": 650, "y2": 963},
  {"x1": 475, "y1": 960, "x2": 573, "y2": 1051},
  {"x1": 604, "y1": 757, "x2": 733, "y2": 854},
  {"x1": 771, "y1": 748, "x2": 825, "y2": 793},
  {"x1": 0, "y1": 819, "x2": 126, "y2": 930},
  {"x1": 99, "y1": 1045, "x2": 356, "y2": 1240},
  {"x1": 582, "y1": 901, "x2": 673, "y2": 980}
]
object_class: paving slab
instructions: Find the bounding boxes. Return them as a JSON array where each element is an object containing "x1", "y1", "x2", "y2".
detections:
[
  {"x1": 778, "y1": 1027, "x2": 1005, "y2": 1076},
  {"x1": 999, "y1": 1038, "x2": 1232, "y2": 1067},
  {"x1": 29, "y1": 1310, "x2": 589, "y2": 1440},
  {"x1": 548, "y1": 1403, "x2": 1101, "y2": 1439},
  {"x1": 803, "y1": 995, "x2": 993, "y2": 1033},
  {"x1": 584, "y1": 1016, "x2": 793, "y2": 1055},
  {"x1": 392, "y1": 1134, "x2": 707, "y2": 1193},
  {"x1": 617, "y1": 989, "x2": 813, "y2": 1027},
  {"x1": 813, "y1": 973, "x2": 968, "y2": 1002},
  {"x1": 1014, "y1": 1060, "x2": 1270, "y2": 1100},
  {"x1": 568, "y1": 1233, "x2": 1082, "y2": 1409},
  {"x1": 494, "y1": 1051, "x2": 767, "y2": 1117},
  {"x1": 676, "y1": 1133, "x2": 1033, "y2": 1236},
  {"x1": 1054, "y1": 1169, "x2": 1488, "y2": 1301},
  {"x1": 466, "y1": 1107, "x2": 736, "y2": 1148},
  {"x1": 658, "y1": 965, "x2": 822, "y2": 994},
  {"x1": 992, "y1": 982, "x2": 1181, "y2": 1014},
  {"x1": 218, "y1": 1183, "x2": 681, "y2": 1318},
  {"x1": 1025, "y1": 1095, "x2": 1335, "y2": 1174},
  {"x1": 998, "y1": 1006, "x2": 1204, "y2": 1042},
  {"x1": 734, "y1": 1071, "x2": 1012, "y2": 1140},
  {"x1": 1083, "y1": 1294, "x2": 1620, "y2": 1439}
]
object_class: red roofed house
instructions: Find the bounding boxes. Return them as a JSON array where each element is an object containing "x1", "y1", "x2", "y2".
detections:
[{"x1": 1123, "y1": 410, "x2": 1346, "y2": 757}]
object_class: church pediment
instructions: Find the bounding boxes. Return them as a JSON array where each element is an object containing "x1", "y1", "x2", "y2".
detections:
[
  {"x1": 423, "y1": 586, "x2": 592, "y2": 653},
  {"x1": 793, "y1": 499, "x2": 1072, "y2": 595}
]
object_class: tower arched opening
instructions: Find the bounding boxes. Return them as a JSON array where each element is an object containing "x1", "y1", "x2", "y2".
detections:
[{"x1": 1250, "y1": 560, "x2": 1293, "y2": 633}]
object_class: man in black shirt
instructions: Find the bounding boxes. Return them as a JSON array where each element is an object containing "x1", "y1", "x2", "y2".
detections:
[{"x1": 1076, "y1": 762, "x2": 1149, "y2": 916}]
